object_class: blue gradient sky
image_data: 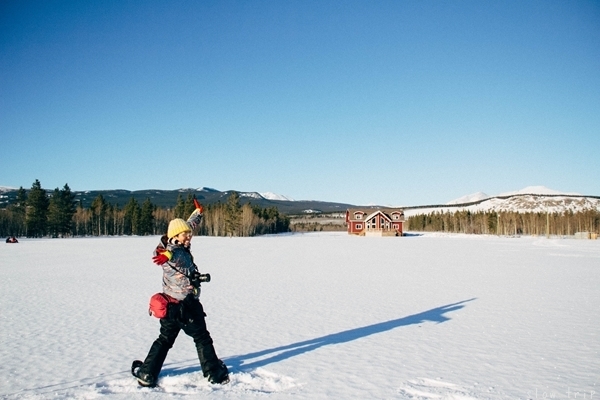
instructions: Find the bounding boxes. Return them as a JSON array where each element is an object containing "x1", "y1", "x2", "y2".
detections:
[{"x1": 1, "y1": 1, "x2": 599, "y2": 206}]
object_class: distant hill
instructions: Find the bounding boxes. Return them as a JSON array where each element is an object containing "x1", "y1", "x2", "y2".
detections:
[
  {"x1": 0, "y1": 187, "x2": 354, "y2": 215},
  {"x1": 405, "y1": 186, "x2": 600, "y2": 216},
  {"x1": 446, "y1": 191, "x2": 490, "y2": 205},
  {"x1": 2, "y1": 185, "x2": 598, "y2": 216}
]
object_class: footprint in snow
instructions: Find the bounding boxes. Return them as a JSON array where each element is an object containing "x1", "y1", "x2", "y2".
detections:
[
  {"x1": 92, "y1": 367, "x2": 301, "y2": 397},
  {"x1": 397, "y1": 377, "x2": 484, "y2": 400}
]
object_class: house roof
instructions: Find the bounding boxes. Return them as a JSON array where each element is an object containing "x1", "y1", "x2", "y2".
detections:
[{"x1": 347, "y1": 207, "x2": 405, "y2": 222}]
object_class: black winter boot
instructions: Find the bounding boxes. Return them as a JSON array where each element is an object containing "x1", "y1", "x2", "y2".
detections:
[
  {"x1": 207, "y1": 360, "x2": 229, "y2": 384},
  {"x1": 196, "y1": 340, "x2": 220, "y2": 377},
  {"x1": 132, "y1": 360, "x2": 156, "y2": 387},
  {"x1": 180, "y1": 296, "x2": 228, "y2": 384},
  {"x1": 193, "y1": 332, "x2": 229, "y2": 383},
  {"x1": 138, "y1": 318, "x2": 180, "y2": 387}
]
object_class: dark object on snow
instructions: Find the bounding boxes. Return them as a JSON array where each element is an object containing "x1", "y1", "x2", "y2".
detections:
[
  {"x1": 5, "y1": 236, "x2": 18, "y2": 243},
  {"x1": 131, "y1": 360, "x2": 156, "y2": 387},
  {"x1": 206, "y1": 360, "x2": 230, "y2": 384}
]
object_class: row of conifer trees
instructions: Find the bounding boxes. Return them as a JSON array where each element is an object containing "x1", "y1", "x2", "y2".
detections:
[
  {"x1": 0, "y1": 180, "x2": 289, "y2": 238},
  {"x1": 407, "y1": 209, "x2": 600, "y2": 236}
]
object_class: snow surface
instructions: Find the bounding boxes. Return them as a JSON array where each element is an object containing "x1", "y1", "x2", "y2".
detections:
[
  {"x1": 498, "y1": 186, "x2": 581, "y2": 197},
  {"x1": 408, "y1": 186, "x2": 599, "y2": 217},
  {"x1": 407, "y1": 195, "x2": 600, "y2": 217},
  {"x1": 240, "y1": 192, "x2": 264, "y2": 200},
  {"x1": 445, "y1": 187, "x2": 585, "y2": 207},
  {"x1": 1, "y1": 233, "x2": 599, "y2": 399},
  {"x1": 446, "y1": 192, "x2": 490, "y2": 205},
  {"x1": 259, "y1": 192, "x2": 295, "y2": 202},
  {"x1": 205, "y1": 190, "x2": 294, "y2": 201},
  {"x1": 381, "y1": 187, "x2": 597, "y2": 215}
]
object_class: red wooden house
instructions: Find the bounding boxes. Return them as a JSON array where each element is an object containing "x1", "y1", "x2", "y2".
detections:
[{"x1": 346, "y1": 208, "x2": 405, "y2": 236}]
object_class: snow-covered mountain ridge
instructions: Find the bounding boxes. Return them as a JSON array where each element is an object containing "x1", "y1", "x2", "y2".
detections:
[
  {"x1": 406, "y1": 186, "x2": 600, "y2": 216},
  {"x1": 258, "y1": 192, "x2": 295, "y2": 201},
  {"x1": 238, "y1": 191, "x2": 295, "y2": 201},
  {"x1": 195, "y1": 188, "x2": 295, "y2": 202},
  {"x1": 446, "y1": 191, "x2": 490, "y2": 205},
  {"x1": 446, "y1": 186, "x2": 582, "y2": 205},
  {"x1": 497, "y1": 185, "x2": 581, "y2": 197}
]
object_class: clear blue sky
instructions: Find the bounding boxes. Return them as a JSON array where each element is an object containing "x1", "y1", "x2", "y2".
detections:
[{"x1": 1, "y1": 0, "x2": 599, "y2": 206}]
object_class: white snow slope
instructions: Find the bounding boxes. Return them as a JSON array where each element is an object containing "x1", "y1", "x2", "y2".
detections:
[
  {"x1": 410, "y1": 195, "x2": 600, "y2": 217},
  {"x1": 497, "y1": 186, "x2": 581, "y2": 197},
  {"x1": 413, "y1": 186, "x2": 599, "y2": 217},
  {"x1": 1, "y1": 233, "x2": 599, "y2": 399},
  {"x1": 446, "y1": 192, "x2": 490, "y2": 205},
  {"x1": 259, "y1": 192, "x2": 295, "y2": 201}
]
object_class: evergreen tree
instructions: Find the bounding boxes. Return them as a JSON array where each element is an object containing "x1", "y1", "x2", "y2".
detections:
[
  {"x1": 46, "y1": 184, "x2": 77, "y2": 238},
  {"x1": 13, "y1": 187, "x2": 27, "y2": 217},
  {"x1": 59, "y1": 184, "x2": 76, "y2": 236},
  {"x1": 26, "y1": 179, "x2": 49, "y2": 237},
  {"x1": 47, "y1": 188, "x2": 62, "y2": 237},
  {"x1": 139, "y1": 198, "x2": 155, "y2": 235},
  {"x1": 184, "y1": 193, "x2": 196, "y2": 217},
  {"x1": 174, "y1": 194, "x2": 186, "y2": 218},
  {"x1": 123, "y1": 197, "x2": 141, "y2": 235},
  {"x1": 6, "y1": 187, "x2": 27, "y2": 236},
  {"x1": 224, "y1": 192, "x2": 242, "y2": 236}
]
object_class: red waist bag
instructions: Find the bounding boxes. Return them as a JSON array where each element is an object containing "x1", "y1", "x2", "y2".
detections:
[{"x1": 148, "y1": 293, "x2": 179, "y2": 319}]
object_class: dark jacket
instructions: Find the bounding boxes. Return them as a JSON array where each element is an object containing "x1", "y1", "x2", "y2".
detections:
[{"x1": 155, "y1": 209, "x2": 203, "y2": 301}]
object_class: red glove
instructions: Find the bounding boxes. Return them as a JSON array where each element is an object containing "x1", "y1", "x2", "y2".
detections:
[
  {"x1": 152, "y1": 248, "x2": 172, "y2": 265},
  {"x1": 193, "y1": 198, "x2": 204, "y2": 214}
]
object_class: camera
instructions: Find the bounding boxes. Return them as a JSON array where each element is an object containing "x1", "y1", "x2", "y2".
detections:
[{"x1": 190, "y1": 271, "x2": 211, "y2": 288}]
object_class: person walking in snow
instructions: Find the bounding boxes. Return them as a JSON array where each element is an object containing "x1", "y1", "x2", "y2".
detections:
[{"x1": 132, "y1": 199, "x2": 229, "y2": 387}]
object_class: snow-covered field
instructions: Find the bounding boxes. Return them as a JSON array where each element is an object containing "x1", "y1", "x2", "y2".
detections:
[{"x1": 1, "y1": 233, "x2": 598, "y2": 399}]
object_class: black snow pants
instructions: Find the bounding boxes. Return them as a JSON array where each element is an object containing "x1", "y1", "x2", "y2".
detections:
[{"x1": 139, "y1": 296, "x2": 221, "y2": 381}]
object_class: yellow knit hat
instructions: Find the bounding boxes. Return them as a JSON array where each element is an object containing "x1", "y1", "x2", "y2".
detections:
[{"x1": 168, "y1": 218, "x2": 191, "y2": 238}]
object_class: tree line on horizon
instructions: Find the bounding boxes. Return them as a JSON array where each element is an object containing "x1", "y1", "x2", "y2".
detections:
[
  {"x1": 407, "y1": 209, "x2": 600, "y2": 236},
  {"x1": 0, "y1": 180, "x2": 290, "y2": 238}
]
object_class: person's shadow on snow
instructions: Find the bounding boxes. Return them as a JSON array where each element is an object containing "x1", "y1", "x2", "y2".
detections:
[
  {"x1": 163, "y1": 298, "x2": 475, "y2": 375},
  {"x1": 223, "y1": 298, "x2": 476, "y2": 372}
]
